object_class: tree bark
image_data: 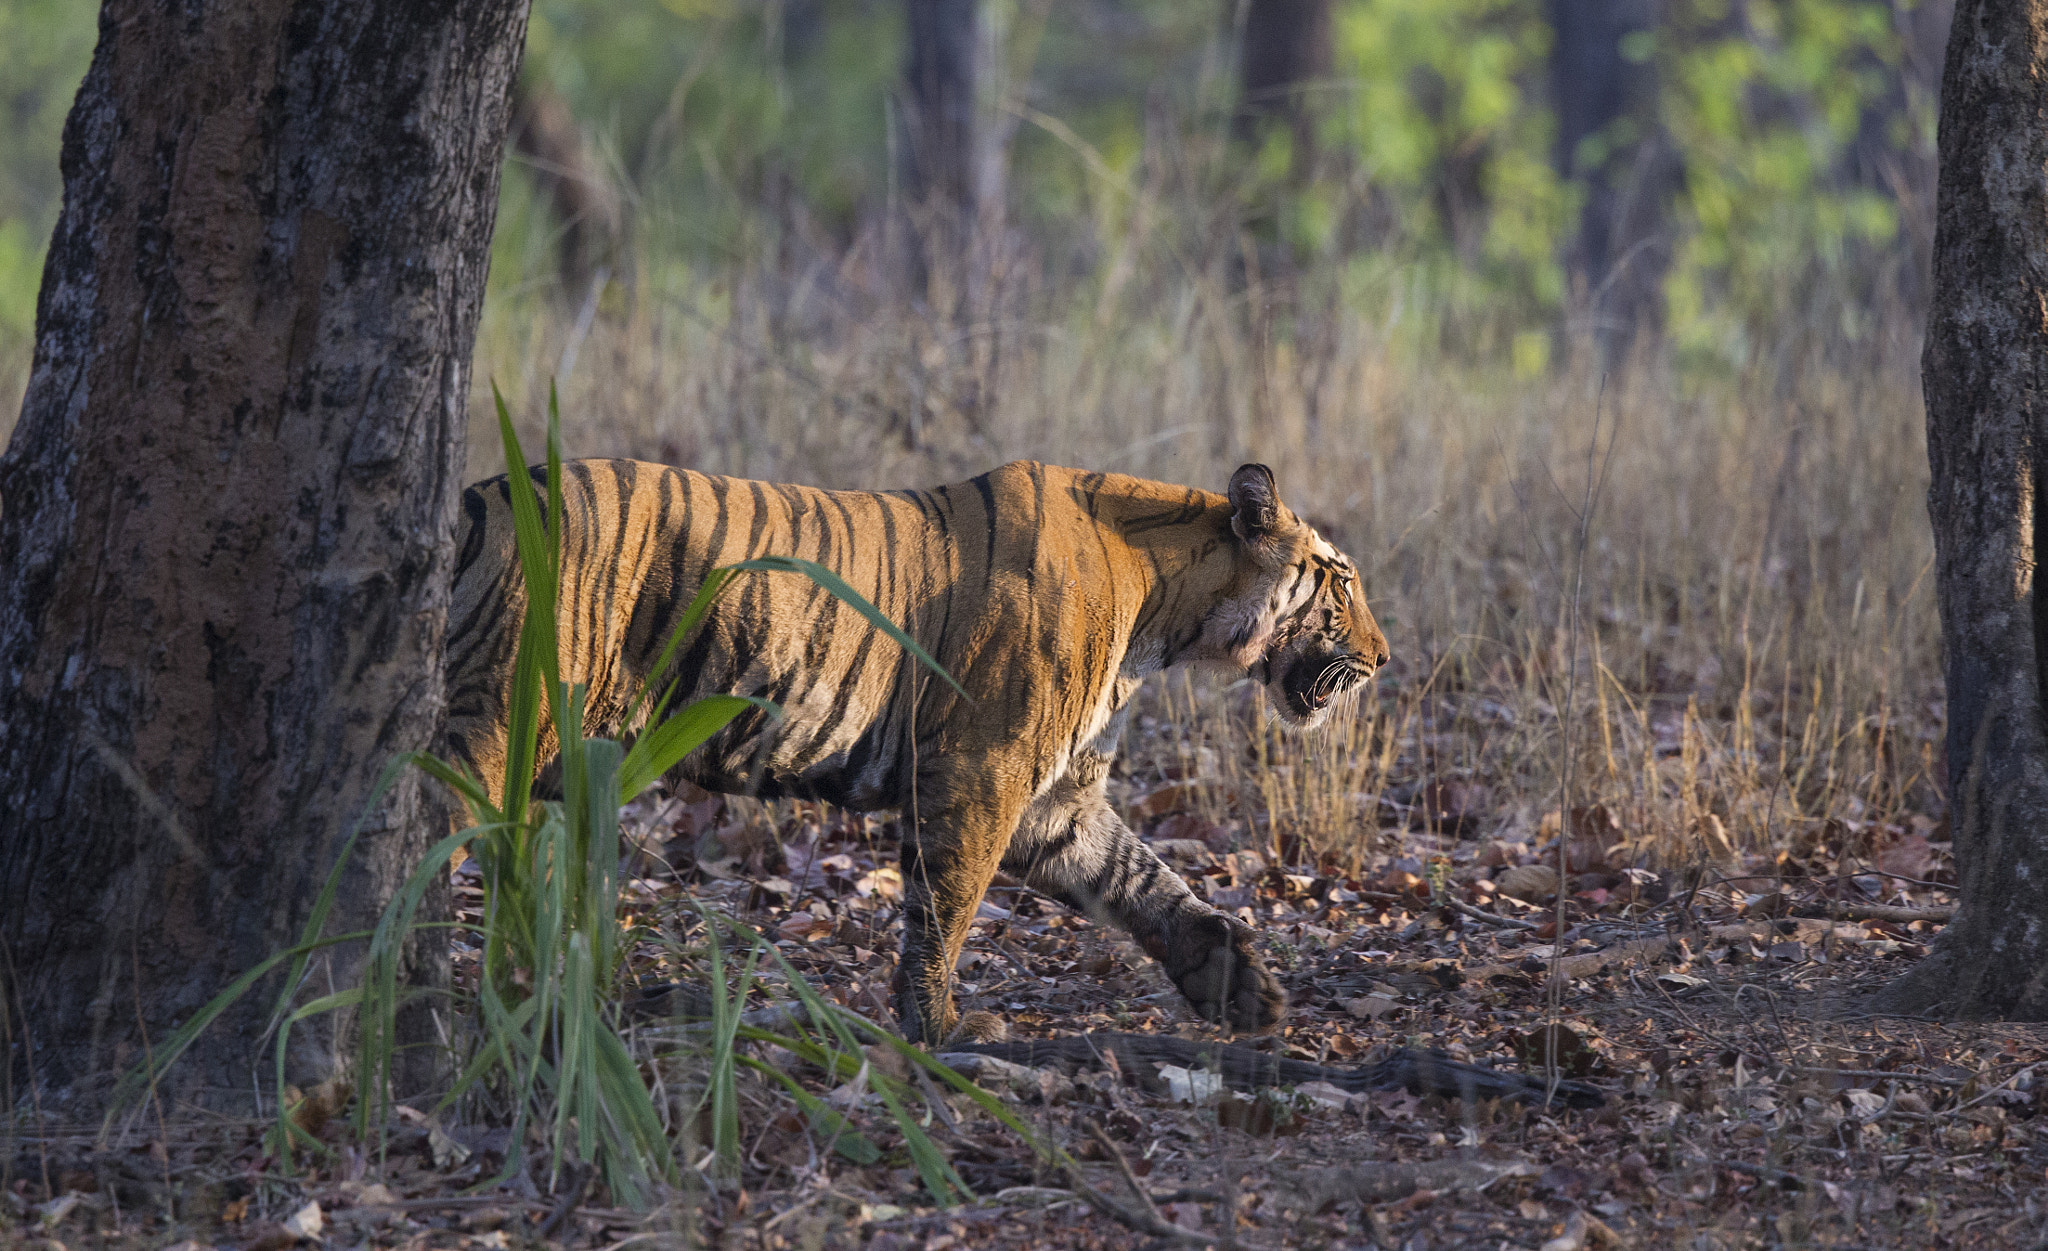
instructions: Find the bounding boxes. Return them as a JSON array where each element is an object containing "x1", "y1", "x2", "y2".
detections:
[
  {"x1": 0, "y1": 0, "x2": 528, "y2": 1113},
  {"x1": 1876, "y1": 0, "x2": 2048, "y2": 1020},
  {"x1": 900, "y1": 0, "x2": 977, "y2": 301},
  {"x1": 903, "y1": 0, "x2": 977, "y2": 222},
  {"x1": 1236, "y1": 0, "x2": 1332, "y2": 177},
  {"x1": 1548, "y1": 0, "x2": 1675, "y2": 357},
  {"x1": 510, "y1": 74, "x2": 617, "y2": 299}
]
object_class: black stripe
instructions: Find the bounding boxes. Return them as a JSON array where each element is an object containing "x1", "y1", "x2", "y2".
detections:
[
  {"x1": 970, "y1": 472, "x2": 999, "y2": 580},
  {"x1": 639, "y1": 471, "x2": 703, "y2": 672},
  {"x1": 745, "y1": 481, "x2": 772, "y2": 557},
  {"x1": 454, "y1": 487, "x2": 491, "y2": 578}
]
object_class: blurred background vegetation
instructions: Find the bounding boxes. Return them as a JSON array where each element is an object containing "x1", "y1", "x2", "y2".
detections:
[
  {"x1": 0, "y1": 0, "x2": 1955, "y2": 852},
  {"x1": 0, "y1": 0, "x2": 1944, "y2": 395}
]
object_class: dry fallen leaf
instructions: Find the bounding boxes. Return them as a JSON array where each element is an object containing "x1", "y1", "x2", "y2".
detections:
[
  {"x1": 1497, "y1": 864, "x2": 1560, "y2": 903},
  {"x1": 282, "y1": 1200, "x2": 323, "y2": 1242}
]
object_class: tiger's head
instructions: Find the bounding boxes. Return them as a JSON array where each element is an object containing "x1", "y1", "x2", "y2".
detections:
[{"x1": 1205, "y1": 463, "x2": 1390, "y2": 728}]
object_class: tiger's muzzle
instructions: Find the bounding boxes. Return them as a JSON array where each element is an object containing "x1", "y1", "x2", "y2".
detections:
[{"x1": 1278, "y1": 648, "x2": 1379, "y2": 722}]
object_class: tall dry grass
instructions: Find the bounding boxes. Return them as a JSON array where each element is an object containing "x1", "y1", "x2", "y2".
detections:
[{"x1": 471, "y1": 230, "x2": 1941, "y2": 871}]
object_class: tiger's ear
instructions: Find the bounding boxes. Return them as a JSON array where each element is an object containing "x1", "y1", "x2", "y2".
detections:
[{"x1": 1228, "y1": 463, "x2": 1282, "y2": 549}]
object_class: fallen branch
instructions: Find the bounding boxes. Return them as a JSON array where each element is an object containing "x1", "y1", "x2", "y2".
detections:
[
  {"x1": 1683, "y1": 1156, "x2": 1805, "y2": 1191},
  {"x1": 1462, "y1": 936, "x2": 1676, "y2": 987},
  {"x1": 943, "y1": 1032, "x2": 1606, "y2": 1108},
  {"x1": 1795, "y1": 903, "x2": 1953, "y2": 924},
  {"x1": 1277, "y1": 1158, "x2": 1539, "y2": 1207}
]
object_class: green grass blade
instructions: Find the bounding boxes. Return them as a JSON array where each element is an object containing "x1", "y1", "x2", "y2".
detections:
[
  {"x1": 695, "y1": 909, "x2": 977, "y2": 1205},
  {"x1": 735, "y1": 1055, "x2": 881, "y2": 1163},
  {"x1": 568, "y1": 731, "x2": 623, "y2": 980},
  {"x1": 545, "y1": 382, "x2": 565, "y2": 598},
  {"x1": 409, "y1": 752, "x2": 498, "y2": 825},
  {"x1": 101, "y1": 930, "x2": 372, "y2": 1127},
  {"x1": 870, "y1": 1071, "x2": 972, "y2": 1206},
  {"x1": 349, "y1": 822, "x2": 495, "y2": 1138},
  {"x1": 492, "y1": 384, "x2": 554, "y2": 826},
  {"x1": 616, "y1": 566, "x2": 739, "y2": 732},
  {"x1": 616, "y1": 694, "x2": 776, "y2": 802},
  {"x1": 726, "y1": 556, "x2": 969, "y2": 699}
]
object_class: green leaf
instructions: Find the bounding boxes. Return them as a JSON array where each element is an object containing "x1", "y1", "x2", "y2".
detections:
[
  {"x1": 617, "y1": 565, "x2": 739, "y2": 732},
  {"x1": 617, "y1": 694, "x2": 776, "y2": 801},
  {"x1": 736, "y1": 1055, "x2": 882, "y2": 1163}
]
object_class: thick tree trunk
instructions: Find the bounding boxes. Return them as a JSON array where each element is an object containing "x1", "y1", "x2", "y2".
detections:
[
  {"x1": 0, "y1": 0, "x2": 528, "y2": 1112},
  {"x1": 1876, "y1": 0, "x2": 2048, "y2": 1020},
  {"x1": 1548, "y1": 0, "x2": 1674, "y2": 357}
]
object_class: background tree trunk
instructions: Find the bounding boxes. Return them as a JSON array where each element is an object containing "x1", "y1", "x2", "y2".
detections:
[
  {"x1": 510, "y1": 74, "x2": 617, "y2": 300},
  {"x1": 1548, "y1": 0, "x2": 1675, "y2": 359},
  {"x1": 900, "y1": 0, "x2": 978, "y2": 303},
  {"x1": 0, "y1": 0, "x2": 529, "y2": 1112},
  {"x1": 1236, "y1": 0, "x2": 1332, "y2": 177},
  {"x1": 1876, "y1": 0, "x2": 2048, "y2": 1020}
]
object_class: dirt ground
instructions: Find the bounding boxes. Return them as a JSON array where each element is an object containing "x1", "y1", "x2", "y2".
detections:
[{"x1": 6, "y1": 724, "x2": 2033, "y2": 1251}]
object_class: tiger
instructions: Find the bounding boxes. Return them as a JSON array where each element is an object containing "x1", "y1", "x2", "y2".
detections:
[{"x1": 444, "y1": 458, "x2": 1389, "y2": 1044}]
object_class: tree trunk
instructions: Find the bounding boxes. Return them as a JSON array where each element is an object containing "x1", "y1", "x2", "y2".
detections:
[
  {"x1": 1548, "y1": 0, "x2": 1674, "y2": 358},
  {"x1": 0, "y1": 0, "x2": 529, "y2": 1113},
  {"x1": 1236, "y1": 0, "x2": 1332, "y2": 177},
  {"x1": 510, "y1": 74, "x2": 617, "y2": 300},
  {"x1": 1876, "y1": 0, "x2": 2048, "y2": 1021},
  {"x1": 900, "y1": 0, "x2": 977, "y2": 301}
]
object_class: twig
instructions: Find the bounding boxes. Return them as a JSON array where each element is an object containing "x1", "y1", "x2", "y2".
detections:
[
  {"x1": 1796, "y1": 903, "x2": 1953, "y2": 924},
  {"x1": 1059, "y1": 1122, "x2": 1252, "y2": 1251},
  {"x1": 538, "y1": 1162, "x2": 593, "y2": 1240},
  {"x1": 1439, "y1": 895, "x2": 1544, "y2": 931},
  {"x1": 1683, "y1": 1156, "x2": 1804, "y2": 1190},
  {"x1": 1086, "y1": 1120, "x2": 1164, "y2": 1222},
  {"x1": 1462, "y1": 935, "x2": 1674, "y2": 984}
]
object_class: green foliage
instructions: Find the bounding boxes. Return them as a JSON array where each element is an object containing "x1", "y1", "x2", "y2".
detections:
[
  {"x1": 1321, "y1": 0, "x2": 1572, "y2": 357},
  {"x1": 0, "y1": 0, "x2": 92, "y2": 344},
  {"x1": 505, "y1": 0, "x2": 900, "y2": 277},
  {"x1": 0, "y1": 0, "x2": 1941, "y2": 394},
  {"x1": 1655, "y1": 0, "x2": 1916, "y2": 372},
  {"x1": 110, "y1": 385, "x2": 985, "y2": 1206}
]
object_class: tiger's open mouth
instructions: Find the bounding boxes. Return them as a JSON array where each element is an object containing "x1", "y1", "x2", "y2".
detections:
[{"x1": 1279, "y1": 651, "x2": 1374, "y2": 721}]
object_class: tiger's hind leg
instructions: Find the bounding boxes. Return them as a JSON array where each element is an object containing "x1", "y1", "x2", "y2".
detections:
[
  {"x1": 893, "y1": 790, "x2": 1027, "y2": 1045},
  {"x1": 1001, "y1": 750, "x2": 1287, "y2": 1032}
]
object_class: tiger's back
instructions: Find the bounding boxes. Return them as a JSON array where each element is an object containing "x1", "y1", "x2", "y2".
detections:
[
  {"x1": 446, "y1": 459, "x2": 1191, "y2": 806},
  {"x1": 445, "y1": 457, "x2": 1388, "y2": 1043},
  {"x1": 449, "y1": 459, "x2": 950, "y2": 809}
]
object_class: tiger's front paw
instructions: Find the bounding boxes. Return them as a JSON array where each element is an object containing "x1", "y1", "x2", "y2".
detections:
[{"x1": 1162, "y1": 911, "x2": 1287, "y2": 1031}]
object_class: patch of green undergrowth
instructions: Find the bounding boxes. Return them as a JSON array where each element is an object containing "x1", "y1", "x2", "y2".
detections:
[{"x1": 114, "y1": 387, "x2": 1026, "y2": 1209}]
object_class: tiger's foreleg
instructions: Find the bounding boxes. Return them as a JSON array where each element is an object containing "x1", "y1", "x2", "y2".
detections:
[{"x1": 1001, "y1": 752, "x2": 1287, "y2": 1032}]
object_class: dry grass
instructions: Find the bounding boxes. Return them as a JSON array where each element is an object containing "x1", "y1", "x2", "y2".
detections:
[{"x1": 473, "y1": 245, "x2": 1943, "y2": 873}]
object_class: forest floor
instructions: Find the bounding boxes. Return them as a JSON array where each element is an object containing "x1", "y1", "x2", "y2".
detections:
[{"x1": 9, "y1": 751, "x2": 2034, "y2": 1251}]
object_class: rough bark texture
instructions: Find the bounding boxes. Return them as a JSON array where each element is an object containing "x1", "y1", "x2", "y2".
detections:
[
  {"x1": 1548, "y1": 0, "x2": 1676, "y2": 355},
  {"x1": 0, "y1": 0, "x2": 529, "y2": 1113},
  {"x1": 1877, "y1": 0, "x2": 2048, "y2": 1020}
]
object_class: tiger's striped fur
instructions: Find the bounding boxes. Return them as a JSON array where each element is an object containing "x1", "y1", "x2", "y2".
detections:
[{"x1": 445, "y1": 459, "x2": 1388, "y2": 1043}]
